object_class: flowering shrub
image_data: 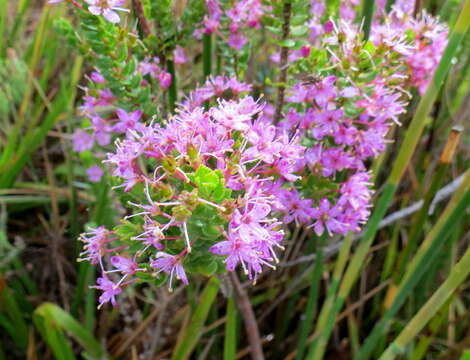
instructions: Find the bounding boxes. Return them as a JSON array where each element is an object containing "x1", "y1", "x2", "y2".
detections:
[{"x1": 50, "y1": 0, "x2": 448, "y2": 307}]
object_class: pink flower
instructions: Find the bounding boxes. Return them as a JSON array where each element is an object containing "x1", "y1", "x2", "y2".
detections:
[
  {"x1": 311, "y1": 109, "x2": 344, "y2": 140},
  {"x1": 92, "y1": 276, "x2": 122, "y2": 308},
  {"x1": 338, "y1": 172, "x2": 373, "y2": 211},
  {"x1": 78, "y1": 226, "x2": 113, "y2": 264},
  {"x1": 111, "y1": 256, "x2": 138, "y2": 275},
  {"x1": 112, "y1": 108, "x2": 144, "y2": 133},
  {"x1": 90, "y1": 71, "x2": 106, "y2": 83},
  {"x1": 72, "y1": 129, "x2": 94, "y2": 152},
  {"x1": 228, "y1": 30, "x2": 248, "y2": 50},
  {"x1": 279, "y1": 190, "x2": 315, "y2": 225},
  {"x1": 173, "y1": 46, "x2": 188, "y2": 64},
  {"x1": 158, "y1": 71, "x2": 172, "y2": 89},
  {"x1": 300, "y1": 45, "x2": 311, "y2": 57},
  {"x1": 86, "y1": 165, "x2": 104, "y2": 182},
  {"x1": 139, "y1": 57, "x2": 161, "y2": 78},
  {"x1": 91, "y1": 115, "x2": 111, "y2": 146},
  {"x1": 211, "y1": 238, "x2": 263, "y2": 276},
  {"x1": 151, "y1": 252, "x2": 188, "y2": 291},
  {"x1": 309, "y1": 198, "x2": 348, "y2": 236},
  {"x1": 84, "y1": 0, "x2": 128, "y2": 24}
]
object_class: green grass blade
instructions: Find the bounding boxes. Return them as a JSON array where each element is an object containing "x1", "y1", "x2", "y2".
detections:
[
  {"x1": 388, "y1": 0, "x2": 470, "y2": 186},
  {"x1": 305, "y1": 233, "x2": 354, "y2": 359},
  {"x1": 0, "y1": 0, "x2": 7, "y2": 54},
  {"x1": 379, "y1": 238, "x2": 470, "y2": 360},
  {"x1": 356, "y1": 170, "x2": 470, "y2": 359},
  {"x1": 6, "y1": 0, "x2": 31, "y2": 49},
  {"x1": 33, "y1": 302, "x2": 108, "y2": 359},
  {"x1": 172, "y1": 277, "x2": 220, "y2": 360},
  {"x1": 0, "y1": 280, "x2": 29, "y2": 349},
  {"x1": 224, "y1": 296, "x2": 238, "y2": 360},
  {"x1": 33, "y1": 309, "x2": 76, "y2": 360},
  {"x1": 0, "y1": 56, "x2": 83, "y2": 188},
  {"x1": 295, "y1": 234, "x2": 327, "y2": 360}
]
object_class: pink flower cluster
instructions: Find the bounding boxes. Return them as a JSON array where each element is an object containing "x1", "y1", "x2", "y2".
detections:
[
  {"x1": 182, "y1": 75, "x2": 252, "y2": 110},
  {"x1": 69, "y1": 0, "x2": 450, "y2": 308},
  {"x1": 195, "y1": 0, "x2": 270, "y2": 50},
  {"x1": 84, "y1": 96, "x2": 307, "y2": 305},
  {"x1": 138, "y1": 57, "x2": 173, "y2": 89},
  {"x1": 71, "y1": 55, "x2": 175, "y2": 181},
  {"x1": 371, "y1": 7, "x2": 448, "y2": 94}
]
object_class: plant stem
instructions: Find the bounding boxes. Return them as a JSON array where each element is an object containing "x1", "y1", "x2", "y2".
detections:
[
  {"x1": 273, "y1": 0, "x2": 292, "y2": 124},
  {"x1": 132, "y1": 0, "x2": 150, "y2": 38},
  {"x1": 167, "y1": 59, "x2": 177, "y2": 113},
  {"x1": 362, "y1": 0, "x2": 375, "y2": 40},
  {"x1": 203, "y1": 33, "x2": 212, "y2": 79},
  {"x1": 230, "y1": 272, "x2": 265, "y2": 360}
]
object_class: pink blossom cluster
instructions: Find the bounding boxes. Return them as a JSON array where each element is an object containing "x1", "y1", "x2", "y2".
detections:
[
  {"x1": 138, "y1": 57, "x2": 173, "y2": 89},
  {"x1": 182, "y1": 75, "x2": 252, "y2": 110},
  {"x1": 72, "y1": 56, "x2": 174, "y2": 181},
  {"x1": 69, "y1": 0, "x2": 451, "y2": 307},
  {"x1": 83, "y1": 96, "x2": 307, "y2": 306},
  {"x1": 371, "y1": 7, "x2": 448, "y2": 94},
  {"x1": 195, "y1": 0, "x2": 270, "y2": 50},
  {"x1": 306, "y1": 2, "x2": 447, "y2": 95}
]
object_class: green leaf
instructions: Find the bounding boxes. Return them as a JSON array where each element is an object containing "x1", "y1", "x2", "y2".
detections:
[
  {"x1": 363, "y1": 40, "x2": 376, "y2": 55},
  {"x1": 290, "y1": 25, "x2": 309, "y2": 36},
  {"x1": 33, "y1": 303, "x2": 107, "y2": 359},
  {"x1": 114, "y1": 220, "x2": 139, "y2": 242},
  {"x1": 278, "y1": 39, "x2": 296, "y2": 48},
  {"x1": 460, "y1": 350, "x2": 470, "y2": 360},
  {"x1": 172, "y1": 277, "x2": 220, "y2": 360}
]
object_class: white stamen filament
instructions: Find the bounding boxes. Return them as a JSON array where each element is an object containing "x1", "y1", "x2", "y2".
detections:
[
  {"x1": 182, "y1": 222, "x2": 191, "y2": 253},
  {"x1": 198, "y1": 198, "x2": 226, "y2": 211}
]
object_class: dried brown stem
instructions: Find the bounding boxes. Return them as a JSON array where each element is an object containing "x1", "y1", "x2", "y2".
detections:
[
  {"x1": 132, "y1": 0, "x2": 151, "y2": 38},
  {"x1": 230, "y1": 272, "x2": 265, "y2": 360},
  {"x1": 273, "y1": 0, "x2": 292, "y2": 124},
  {"x1": 413, "y1": 0, "x2": 423, "y2": 18}
]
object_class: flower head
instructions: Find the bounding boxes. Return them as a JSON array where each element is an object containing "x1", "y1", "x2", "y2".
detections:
[
  {"x1": 84, "y1": 0, "x2": 128, "y2": 23},
  {"x1": 151, "y1": 252, "x2": 188, "y2": 291},
  {"x1": 92, "y1": 276, "x2": 122, "y2": 308}
]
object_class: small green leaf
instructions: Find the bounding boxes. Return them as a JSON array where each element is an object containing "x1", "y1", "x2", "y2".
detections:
[
  {"x1": 290, "y1": 25, "x2": 309, "y2": 36},
  {"x1": 278, "y1": 39, "x2": 296, "y2": 48},
  {"x1": 114, "y1": 220, "x2": 139, "y2": 241}
]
